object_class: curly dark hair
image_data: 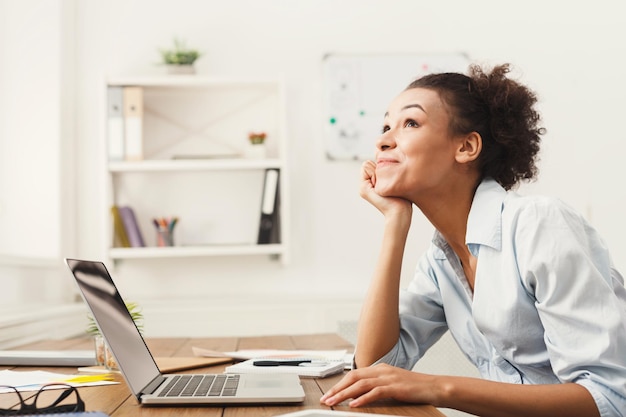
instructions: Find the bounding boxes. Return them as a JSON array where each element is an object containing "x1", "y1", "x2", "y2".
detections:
[{"x1": 406, "y1": 63, "x2": 545, "y2": 190}]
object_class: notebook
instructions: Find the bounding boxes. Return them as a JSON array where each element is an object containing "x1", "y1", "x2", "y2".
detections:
[{"x1": 65, "y1": 258, "x2": 305, "y2": 405}]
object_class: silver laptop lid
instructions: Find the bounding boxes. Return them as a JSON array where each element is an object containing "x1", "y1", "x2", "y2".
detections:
[{"x1": 66, "y1": 258, "x2": 163, "y2": 399}]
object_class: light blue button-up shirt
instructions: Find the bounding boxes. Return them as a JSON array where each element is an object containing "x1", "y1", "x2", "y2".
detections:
[{"x1": 376, "y1": 179, "x2": 626, "y2": 417}]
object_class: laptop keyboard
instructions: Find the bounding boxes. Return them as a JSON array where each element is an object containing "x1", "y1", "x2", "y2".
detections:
[{"x1": 158, "y1": 374, "x2": 240, "y2": 397}]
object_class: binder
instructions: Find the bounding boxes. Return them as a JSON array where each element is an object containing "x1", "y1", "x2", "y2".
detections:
[
  {"x1": 118, "y1": 206, "x2": 145, "y2": 247},
  {"x1": 257, "y1": 169, "x2": 280, "y2": 244},
  {"x1": 106, "y1": 86, "x2": 124, "y2": 161},
  {"x1": 123, "y1": 86, "x2": 143, "y2": 161},
  {"x1": 110, "y1": 206, "x2": 131, "y2": 248}
]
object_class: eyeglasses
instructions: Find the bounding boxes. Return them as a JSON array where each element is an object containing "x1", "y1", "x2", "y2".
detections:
[{"x1": 0, "y1": 383, "x2": 85, "y2": 415}]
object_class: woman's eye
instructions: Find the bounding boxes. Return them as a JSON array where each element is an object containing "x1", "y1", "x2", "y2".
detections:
[
  {"x1": 381, "y1": 125, "x2": 390, "y2": 134},
  {"x1": 405, "y1": 119, "x2": 419, "y2": 128}
]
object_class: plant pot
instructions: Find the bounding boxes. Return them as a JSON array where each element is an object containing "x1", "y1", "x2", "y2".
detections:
[
  {"x1": 244, "y1": 143, "x2": 267, "y2": 159},
  {"x1": 166, "y1": 64, "x2": 195, "y2": 75},
  {"x1": 105, "y1": 344, "x2": 119, "y2": 371},
  {"x1": 94, "y1": 335, "x2": 106, "y2": 366}
]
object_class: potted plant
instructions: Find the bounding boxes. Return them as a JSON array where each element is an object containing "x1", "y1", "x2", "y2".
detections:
[
  {"x1": 245, "y1": 132, "x2": 267, "y2": 158},
  {"x1": 248, "y1": 132, "x2": 267, "y2": 145},
  {"x1": 87, "y1": 301, "x2": 144, "y2": 369},
  {"x1": 159, "y1": 38, "x2": 201, "y2": 74}
]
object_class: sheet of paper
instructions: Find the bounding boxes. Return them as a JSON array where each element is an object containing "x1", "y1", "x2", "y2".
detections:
[
  {"x1": 0, "y1": 370, "x2": 118, "y2": 393},
  {"x1": 191, "y1": 347, "x2": 348, "y2": 362}
]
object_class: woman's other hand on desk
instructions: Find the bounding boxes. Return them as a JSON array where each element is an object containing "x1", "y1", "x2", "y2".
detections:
[{"x1": 320, "y1": 363, "x2": 439, "y2": 408}]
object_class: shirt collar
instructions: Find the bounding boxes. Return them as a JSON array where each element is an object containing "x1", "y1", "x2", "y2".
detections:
[{"x1": 432, "y1": 178, "x2": 506, "y2": 259}]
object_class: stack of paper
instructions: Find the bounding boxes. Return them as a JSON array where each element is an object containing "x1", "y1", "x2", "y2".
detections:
[
  {"x1": 191, "y1": 347, "x2": 353, "y2": 377},
  {"x1": 224, "y1": 358, "x2": 345, "y2": 378}
]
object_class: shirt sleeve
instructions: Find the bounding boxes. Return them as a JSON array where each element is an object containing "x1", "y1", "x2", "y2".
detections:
[
  {"x1": 374, "y1": 247, "x2": 449, "y2": 370},
  {"x1": 514, "y1": 197, "x2": 626, "y2": 417}
]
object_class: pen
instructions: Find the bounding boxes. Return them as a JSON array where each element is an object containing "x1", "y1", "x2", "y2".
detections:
[{"x1": 253, "y1": 360, "x2": 312, "y2": 367}]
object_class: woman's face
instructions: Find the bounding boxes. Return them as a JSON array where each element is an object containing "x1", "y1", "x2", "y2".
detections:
[{"x1": 374, "y1": 87, "x2": 460, "y2": 199}]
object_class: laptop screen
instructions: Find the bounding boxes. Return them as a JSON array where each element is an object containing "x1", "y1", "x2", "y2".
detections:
[{"x1": 66, "y1": 258, "x2": 161, "y2": 397}]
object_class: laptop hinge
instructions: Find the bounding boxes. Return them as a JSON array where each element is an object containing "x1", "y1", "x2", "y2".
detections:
[{"x1": 142, "y1": 375, "x2": 167, "y2": 396}]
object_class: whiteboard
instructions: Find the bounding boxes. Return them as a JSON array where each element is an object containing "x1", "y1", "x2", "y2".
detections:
[{"x1": 323, "y1": 53, "x2": 470, "y2": 160}]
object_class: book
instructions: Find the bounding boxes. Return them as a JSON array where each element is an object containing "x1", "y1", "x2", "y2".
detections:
[
  {"x1": 106, "y1": 86, "x2": 124, "y2": 161},
  {"x1": 118, "y1": 206, "x2": 145, "y2": 247},
  {"x1": 110, "y1": 206, "x2": 130, "y2": 248},
  {"x1": 225, "y1": 357, "x2": 344, "y2": 378},
  {"x1": 122, "y1": 86, "x2": 143, "y2": 161},
  {"x1": 257, "y1": 169, "x2": 280, "y2": 244}
]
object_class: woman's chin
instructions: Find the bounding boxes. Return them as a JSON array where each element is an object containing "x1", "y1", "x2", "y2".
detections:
[{"x1": 374, "y1": 184, "x2": 395, "y2": 197}]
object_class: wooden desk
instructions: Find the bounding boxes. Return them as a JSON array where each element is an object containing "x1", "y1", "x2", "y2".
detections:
[{"x1": 1, "y1": 333, "x2": 444, "y2": 417}]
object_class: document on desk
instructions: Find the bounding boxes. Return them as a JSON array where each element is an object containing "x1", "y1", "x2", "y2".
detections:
[
  {"x1": 225, "y1": 358, "x2": 345, "y2": 378},
  {"x1": 0, "y1": 370, "x2": 118, "y2": 393},
  {"x1": 192, "y1": 347, "x2": 353, "y2": 370},
  {"x1": 192, "y1": 347, "x2": 348, "y2": 362}
]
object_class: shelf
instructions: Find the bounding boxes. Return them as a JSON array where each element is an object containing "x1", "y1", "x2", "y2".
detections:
[
  {"x1": 108, "y1": 158, "x2": 283, "y2": 172},
  {"x1": 103, "y1": 76, "x2": 289, "y2": 265},
  {"x1": 107, "y1": 75, "x2": 280, "y2": 89},
  {"x1": 109, "y1": 244, "x2": 285, "y2": 260}
]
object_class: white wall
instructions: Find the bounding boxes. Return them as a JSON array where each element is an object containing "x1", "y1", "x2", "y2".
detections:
[
  {"x1": 0, "y1": 0, "x2": 62, "y2": 259},
  {"x1": 2, "y1": 0, "x2": 626, "y2": 341},
  {"x1": 0, "y1": 0, "x2": 78, "y2": 319}
]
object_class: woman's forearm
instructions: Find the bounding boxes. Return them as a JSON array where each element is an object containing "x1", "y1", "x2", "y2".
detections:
[
  {"x1": 355, "y1": 215, "x2": 411, "y2": 367},
  {"x1": 435, "y1": 375, "x2": 600, "y2": 417}
]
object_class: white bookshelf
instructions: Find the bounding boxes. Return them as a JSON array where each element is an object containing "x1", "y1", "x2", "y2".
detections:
[
  {"x1": 109, "y1": 243, "x2": 285, "y2": 259},
  {"x1": 102, "y1": 75, "x2": 289, "y2": 264},
  {"x1": 108, "y1": 158, "x2": 284, "y2": 172}
]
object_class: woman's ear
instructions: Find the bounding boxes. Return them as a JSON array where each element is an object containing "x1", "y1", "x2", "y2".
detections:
[{"x1": 455, "y1": 132, "x2": 482, "y2": 164}]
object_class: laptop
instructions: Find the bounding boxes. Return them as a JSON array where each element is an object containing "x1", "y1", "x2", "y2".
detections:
[{"x1": 65, "y1": 258, "x2": 305, "y2": 405}]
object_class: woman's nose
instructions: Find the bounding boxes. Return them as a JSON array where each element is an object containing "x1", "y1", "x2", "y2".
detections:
[{"x1": 376, "y1": 130, "x2": 395, "y2": 151}]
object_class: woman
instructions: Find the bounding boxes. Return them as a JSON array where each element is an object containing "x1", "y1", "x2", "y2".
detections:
[{"x1": 320, "y1": 64, "x2": 626, "y2": 417}]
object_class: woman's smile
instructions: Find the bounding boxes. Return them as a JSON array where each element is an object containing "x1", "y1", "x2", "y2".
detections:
[{"x1": 376, "y1": 157, "x2": 399, "y2": 168}]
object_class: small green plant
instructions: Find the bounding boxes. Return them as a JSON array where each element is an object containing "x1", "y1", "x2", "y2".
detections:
[
  {"x1": 86, "y1": 301, "x2": 144, "y2": 335},
  {"x1": 159, "y1": 38, "x2": 200, "y2": 66},
  {"x1": 248, "y1": 132, "x2": 267, "y2": 145}
]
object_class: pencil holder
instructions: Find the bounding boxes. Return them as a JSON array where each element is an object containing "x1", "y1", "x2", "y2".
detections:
[
  {"x1": 156, "y1": 228, "x2": 174, "y2": 247},
  {"x1": 153, "y1": 217, "x2": 178, "y2": 247}
]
